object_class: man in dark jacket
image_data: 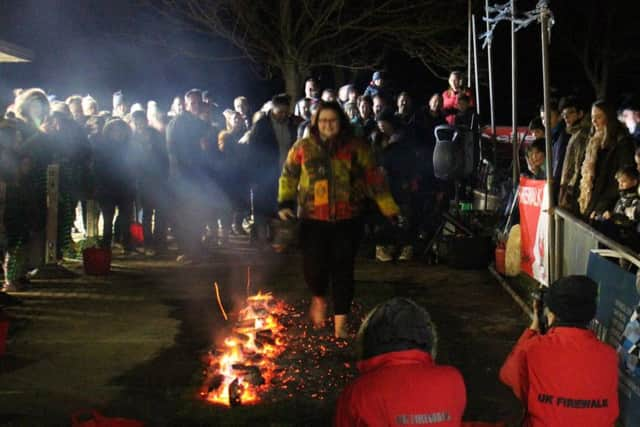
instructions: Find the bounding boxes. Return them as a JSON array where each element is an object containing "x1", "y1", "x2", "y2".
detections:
[
  {"x1": 541, "y1": 99, "x2": 569, "y2": 201},
  {"x1": 248, "y1": 93, "x2": 298, "y2": 243},
  {"x1": 558, "y1": 96, "x2": 590, "y2": 213},
  {"x1": 335, "y1": 297, "x2": 466, "y2": 426},
  {"x1": 166, "y1": 89, "x2": 210, "y2": 263},
  {"x1": 371, "y1": 109, "x2": 417, "y2": 262},
  {"x1": 500, "y1": 275, "x2": 619, "y2": 427},
  {"x1": 131, "y1": 110, "x2": 169, "y2": 254}
]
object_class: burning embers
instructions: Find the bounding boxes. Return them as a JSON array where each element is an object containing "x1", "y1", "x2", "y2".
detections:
[{"x1": 201, "y1": 291, "x2": 286, "y2": 406}]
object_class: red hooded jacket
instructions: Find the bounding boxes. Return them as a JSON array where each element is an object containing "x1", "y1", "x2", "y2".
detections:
[
  {"x1": 499, "y1": 327, "x2": 618, "y2": 427},
  {"x1": 442, "y1": 88, "x2": 474, "y2": 126},
  {"x1": 334, "y1": 349, "x2": 466, "y2": 427}
]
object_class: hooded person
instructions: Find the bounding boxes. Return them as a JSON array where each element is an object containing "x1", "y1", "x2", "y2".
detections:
[
  {"x1": 248, "y1": 93, "x2": 299, "y2": 245},
  {"x1": 3, "y1": 89, "x2": 52, "y2": 292},
  {"x1": 335, "y1": 298, "x2": 466, "y2": 426},
  {"x1": 363, "y1": 71, "x2": 390, "y2": 101},
  {"x1": 500, "y1": 275, "x2": 619, "y2": 427}
]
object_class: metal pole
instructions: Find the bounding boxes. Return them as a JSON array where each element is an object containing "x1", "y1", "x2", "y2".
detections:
[
  {"x1": 45, "y1": 164, "x2": 60, "y2": 265},
  {"x1": 468, "y1": 0, "x2": 473, "y2": 86},
  {"x1": 485, "y1": 0, "x2": 496, "y2": 135},
  {"x1": 540, "y1": 1, "x2": 556, "y2": 282},
  {"x1": 511, "y1": 0, "x2": 519, "y2": 187},
  {"x1": 472, "y1": 15, "x2": 481, "y2": 116}
]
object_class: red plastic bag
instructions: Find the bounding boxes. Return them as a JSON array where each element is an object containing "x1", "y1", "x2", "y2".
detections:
[{"x1": 71, "y1": 410, "x2": 144, "y2": 427}]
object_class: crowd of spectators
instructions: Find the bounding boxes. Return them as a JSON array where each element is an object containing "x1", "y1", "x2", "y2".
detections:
[
  {"x1": 523, "y1": 95, "x2": 640, "y2": 249},
  {"x1": 0, "y1": 70, "x2": 479, "y2": 293},
  {"x1": 0, "y1": 69, "x2": 633, "y2": 425},
  {"x1": 3, "y1": 69, "x2": 640, "y2": 289}
]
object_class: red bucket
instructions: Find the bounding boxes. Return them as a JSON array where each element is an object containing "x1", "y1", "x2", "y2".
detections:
[
  {"x1": 83, "y1": 248, "x2": 112, "y2": 275},
  {"x1": 495, "y1": 245, "x2": 506, "y2": 275},
  {"x1": 0, "y1": 310, "x2": 9, "y2": 357},
  {"x1": 129, "y1": 223, "x2": 144, "y2": 246}
]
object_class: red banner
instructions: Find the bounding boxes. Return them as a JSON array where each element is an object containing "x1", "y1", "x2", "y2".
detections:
[{"x1": 518, "y1": 177, "x2": 549, "y2": 283}]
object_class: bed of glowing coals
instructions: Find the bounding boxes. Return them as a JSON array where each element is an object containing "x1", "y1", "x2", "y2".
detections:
[{"x1": 200, "y1": 290, "x2": 362, "y2": 407}]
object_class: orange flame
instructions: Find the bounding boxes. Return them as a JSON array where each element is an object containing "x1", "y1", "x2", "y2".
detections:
[
  {"x1": 202, "y1": 289, "x2": 287, "y2": 406},
  {"x1": 214, "y1": 282, "x2": 228, "y2": 321}
]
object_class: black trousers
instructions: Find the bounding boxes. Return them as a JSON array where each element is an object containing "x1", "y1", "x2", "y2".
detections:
[
  {"x1": 299, "y1": 218, "x2": 362, "y2": 315},
  {"x1": 99, "y1": 196, "x2": 133, "y2": 250}
]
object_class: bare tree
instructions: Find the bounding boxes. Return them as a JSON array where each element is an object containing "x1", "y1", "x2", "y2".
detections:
[
  {"x1": 555, "y1": 0, "x2": 640, "y2": 99},
  {"x1": 152, "y1": 0, "x2": 467, "y2": 99}
]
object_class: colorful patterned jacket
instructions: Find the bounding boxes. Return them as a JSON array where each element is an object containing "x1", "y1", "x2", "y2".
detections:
[{"x1": 278, "y1": 135, "x2": 399, "y2": 222}]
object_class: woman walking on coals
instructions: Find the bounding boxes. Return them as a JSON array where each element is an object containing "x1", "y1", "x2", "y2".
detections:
[{"x1": 277, "y1": 101, "x2": 399, "y2": 338}]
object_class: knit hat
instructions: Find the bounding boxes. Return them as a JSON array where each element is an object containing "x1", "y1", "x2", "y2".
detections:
[
  {"x1": 544, "y1": 275, "x2": 598, "y2": 324},
  {"x1": 372, "y1": 71, "x2": 384, "y2": 81},
  {"x1": 360, "y1": 298, "x2": 436, "y2": 360}
]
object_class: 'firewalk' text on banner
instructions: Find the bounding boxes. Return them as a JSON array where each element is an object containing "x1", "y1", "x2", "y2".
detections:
[
  {"x1": 587, "y1": 251, "x2": 640, "y2": 426},
  {"x1": 518, "y1": 177, "x2": 549, "y2": 285}
]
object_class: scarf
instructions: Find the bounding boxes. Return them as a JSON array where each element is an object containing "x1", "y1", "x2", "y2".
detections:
[{"x1": 578, "y1": 128, "x2": 608, "y2": 214}]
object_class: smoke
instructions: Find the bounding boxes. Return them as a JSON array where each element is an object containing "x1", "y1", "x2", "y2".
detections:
[{"x1": 0, "y1": 0, "x2": 272, "y2": 116}]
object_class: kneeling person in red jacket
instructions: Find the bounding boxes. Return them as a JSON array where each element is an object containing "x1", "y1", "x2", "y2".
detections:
[
  {"x1": 499, "y1": 275, "x2": 619, "y2": 426},
  {"x1": 335, "y1": 298, "x2": 466, "y2": 426}
]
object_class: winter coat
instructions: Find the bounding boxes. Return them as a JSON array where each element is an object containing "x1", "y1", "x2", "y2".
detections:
[
  {"x1": 558, "y1": 116, "x2": 590, "y2": 212},
  {"x1": 371, "y1": 131, "x2": 417, "y2": 208},
  {"x1": 218, "y1": 127, "x2": 250, "y2": 200},
  {"x1": 335, "y1": 349, "x2": 466, "y2": 427},
  {"x1": 13, "y1": 120, "x2": 52, "y2": 232},
  {"x1": 165, "y1": 111, "x2": 209, "y2": 180},
  {"x1": 578, "y1": 126, "x2": 635, "y2": 216},
  {"x1": 248, "y1": 113, "x2": 298, "y2": 215},
  {"x1": 500, "y1": 327, "x2": 618, "y2": 427},
  {"x1": 363, "y1": 83, "x2": 391, "y2": 101},
  {"x1": 93, "y1": 132, "x2": 135, "y2": 201},
  {"x1": 130, "y1": 128, "x2": 169, "y2": 191},
  {"x1": 613, "y1": 188, "x2": 640, "y2": 221},
  {"x1": 631, "y1": 126, "x2": 640, "y2": 148},
  {"x1": 551, "y1": 121, "x2": 570, "y2": 184},
  {"x1": 278, "y1": 134, "x2": 399, "y2": 222}
]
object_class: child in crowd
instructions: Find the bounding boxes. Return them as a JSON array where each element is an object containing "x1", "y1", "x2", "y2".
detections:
[
  {"x1": 602, "y1": 165, "x2": 640, "y2": 222},
  {"x1": 524, "y1": 138, "x2": 546, "y2": 180},
  {"x1": 454, "y1": 94, "x2": 475, "y2": 129},
  {"x1": 528, "y1": 117, "x2": 545, "y2": 139}
]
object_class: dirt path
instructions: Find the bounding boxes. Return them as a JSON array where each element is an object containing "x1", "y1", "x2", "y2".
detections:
[{"x1": 0, "y1": 246, "x2": 525, "y2": 426}]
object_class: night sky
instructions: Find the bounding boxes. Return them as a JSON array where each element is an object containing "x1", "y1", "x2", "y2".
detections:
[{"x1": 0, "y1": 0, "x2": 638, "y2": 124}]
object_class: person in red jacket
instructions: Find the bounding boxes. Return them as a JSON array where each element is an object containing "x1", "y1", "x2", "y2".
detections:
[
  {"x1": 335, "y1": 298, "x2": 466, "y2": 426},
  {"x1": 442, "y1": 71, "x2": 474, "y2": 126},
  {"x1": 499, "y1": 275, "x2": 619, "y2": 426}
]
